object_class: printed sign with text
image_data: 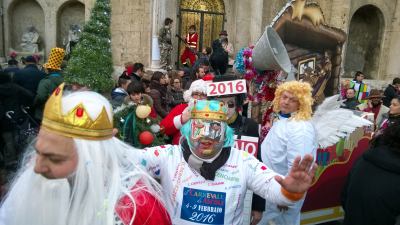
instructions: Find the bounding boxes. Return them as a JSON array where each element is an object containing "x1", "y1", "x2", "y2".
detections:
[
  {"x1": 181, "y1": 187, "x2": 226, "y2": 224},
  {"x1": 234, "y1": 135, "x2": 259, "y2": 156},
  {"x1": 207, "y1": 79, "x2": 247, "y2": 96}
]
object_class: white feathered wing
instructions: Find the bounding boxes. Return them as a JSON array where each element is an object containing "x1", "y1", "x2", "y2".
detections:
[{"x1": 312, "y1": 95, "x2": 372, "y2": 148}]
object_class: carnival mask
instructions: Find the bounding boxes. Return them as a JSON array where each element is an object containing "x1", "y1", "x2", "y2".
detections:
[
  {"x1": 189, "y1": 119, "x2": 226, "y2": 158},
  {"x1": 218, "y1": 96, "x2": 236, "y2": 120}
]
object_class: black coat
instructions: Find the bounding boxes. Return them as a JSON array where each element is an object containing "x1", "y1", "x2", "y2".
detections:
[
  {"x1": 13, "y1": 64, "x2": 46, "y2": 95},
  {"x1": 209, "y1": 40, "x2": 228, "y2": 75},
  {"x1": 383, "y1": 85, "x2": 399, "y2": 107},
  {"x1": 149, "y1": 81, "x2": 169, "y2": 118},
  {"x1": 341, "y1": 98, "x2": 360, "y2": 110},
  {"x1": 229, "y1": 115, "x2": 265, "y2": 212},
  {"x1": 342, "y1": 141, "x2": 400, "y2": 225},
  {"x1": 0, "y1": 83, "x2": 34, "y2": 132}
]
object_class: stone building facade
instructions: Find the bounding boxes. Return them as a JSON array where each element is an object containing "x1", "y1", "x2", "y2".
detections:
[{"x1": 1, "y1": 0, "x2": 399, "y2": 83}]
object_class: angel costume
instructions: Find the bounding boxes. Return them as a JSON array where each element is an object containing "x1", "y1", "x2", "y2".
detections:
[
  {"x1": 260, "y1": 112, "x2": 317, "y2": 224},
  {"x1": 259, "y1": 81, "x2": 371, "y2": 225}
]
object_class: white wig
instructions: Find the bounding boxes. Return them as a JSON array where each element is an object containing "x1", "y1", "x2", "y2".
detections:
[
  {"x1": 183, "y1": 79, "x2": 208, "y2": 102},
  {"x1": 0, "y1": 89, "x2": 165, "y2": 225}
]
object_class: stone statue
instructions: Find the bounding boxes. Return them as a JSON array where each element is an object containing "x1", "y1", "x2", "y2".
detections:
[
  {"x1": 20, "y1": 26, "x2": 40, "y2": 53},
  {"x1": 65, "y1": 24, "x2": 82, "y2": 55}
]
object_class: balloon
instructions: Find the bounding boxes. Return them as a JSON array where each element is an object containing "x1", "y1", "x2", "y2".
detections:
[
  {"x1": 139, "y1": 131, "x2": 154, "y2": 145},
  {"x1": 136, "y1": 105, "x2": 151, "y2": 119},
  {"x1": 150, "y1": 124, "x2": 160, "y2": 133}
]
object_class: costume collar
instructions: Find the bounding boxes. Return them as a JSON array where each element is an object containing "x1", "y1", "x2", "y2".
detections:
[
  {"x1": 279, "y1": 111, "x2": 291, "y2": 118},
  {"x1": 181, "y1": 139, "x2": 230, "y2": 180},
  {"x1": 227, "y1": 112, "x2": 238, "y2": 125}
]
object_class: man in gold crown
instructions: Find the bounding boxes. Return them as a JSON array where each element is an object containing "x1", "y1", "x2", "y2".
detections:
[
  {"x1": 136, "y1": 99, "x2": 317, "y2": 224},
  {"x1": 0, "y1": 83, "x2": 172, "y2": 225}
]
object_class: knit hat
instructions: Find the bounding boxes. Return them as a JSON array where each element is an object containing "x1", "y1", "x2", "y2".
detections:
[
  {"x1": 25, "y1": 55, "x2": 37, "y2": 63},
  {"x1": 363, "y1": 89, "x2": 385, "y2": 100},
  {"x1": 43, "y1": 48, "x2": 65, "y2": 70},
  {"x1": 183, "y1": 79, "x2": 207, "y2": 102}
]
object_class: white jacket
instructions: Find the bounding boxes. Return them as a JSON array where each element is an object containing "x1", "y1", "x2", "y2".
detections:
[
  {"x1": 138, "y1": 145, "x2": 295, "y2": 225},
  {"x1": 260, "y1": 115, "x2": 317, "y2": 225}
]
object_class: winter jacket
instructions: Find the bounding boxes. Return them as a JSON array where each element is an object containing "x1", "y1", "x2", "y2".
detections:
[
  {"x1": 168, "y1": 87, "x2": 184, "y2": 108},
  {"x1": 111, "y1": 87, "x2": 128, "y2": 108},
  {"x1": 341, "y1": 97, "x2": 360, "y2": 110},
  {"x1": 13, "y1": 64, "x2": 46, "y2": 95},
  {"x1": 34, "y1": 72, "x2": 63, "y2": 120},
  {"x1": 209, "y1": 40, "x2": 228, "y2": 75},
  {"x1": 149, "y1": 81, "x2": 169, "y2": 118},
  {"x1": 3, "y1": 66, "x2": 20, "y2": 77},
  {"x1": 383, "y1": 85, "x2": 399, "y2": 107},
  {"x1": 342, "y1": 140, "x2": 400, "y2": 225}
]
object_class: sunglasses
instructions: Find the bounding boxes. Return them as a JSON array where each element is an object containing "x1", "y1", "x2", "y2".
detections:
[{"x1": 227, "y1": 102, "x2": 235, "y2": 108}]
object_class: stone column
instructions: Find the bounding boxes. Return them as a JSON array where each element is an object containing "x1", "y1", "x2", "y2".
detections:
[
  {"x1": 382, "y1": 0, "x2": 400, "y2": 80},
  {"x1": 44, "y1": 9, "x2": 57, "y2": 56},
  {"x1": 249, "y1": 0, "x2": 264, "y2": 44},
  {"x1": 329, "y1": 0, "x2": 351, "y2": 77},
  {"x1": 149, "y1": 0, "x2": 164, "y2": 71}
]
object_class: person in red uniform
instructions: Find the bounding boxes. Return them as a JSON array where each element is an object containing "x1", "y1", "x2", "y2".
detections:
[
  {"x1": 180, "y1": 25, "x2": 198, "y2": 67},
  {"x1": 0, "y1": 83, "x2": 171, "y2": 225},
  {"x1": 160, "y1": 79, "x2": 207, "y2": 144}
]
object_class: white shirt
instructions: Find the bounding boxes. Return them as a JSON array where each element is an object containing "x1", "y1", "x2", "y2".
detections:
[
  {"x1": 261, "y1": 116, "x2": 317, "y2": 176},
  {"x1": 137, "y1": 145, "x2": 295, "y2": 225}
]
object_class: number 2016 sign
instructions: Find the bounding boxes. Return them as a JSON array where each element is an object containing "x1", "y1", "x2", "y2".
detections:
[{"x1": 207, "y1": 79, "x2": 247, "y2": 96}]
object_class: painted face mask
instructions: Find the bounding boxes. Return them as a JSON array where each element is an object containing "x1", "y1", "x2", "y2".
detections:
[
  {"x1": 218, "y1": 96, "x2": 236, "y2": 120},
  {"x1": 186, "y1": 100, "x2": 228, "y2": 159},
  {"x1": 189, "y1": 119, "x2": 226, "y2": 158}
]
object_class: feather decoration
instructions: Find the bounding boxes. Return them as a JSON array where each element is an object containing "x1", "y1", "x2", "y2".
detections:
[{"x1": 312, "y1": 94, "x2": 372, "y2": 148}]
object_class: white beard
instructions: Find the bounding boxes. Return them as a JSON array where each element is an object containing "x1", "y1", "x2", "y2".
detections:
[
  {"x1": 0, "y1": 166, "x2": 70, "y2": 225},
  {"x1": 0, "y1": 138, "x2": 164, "y2": 225}
]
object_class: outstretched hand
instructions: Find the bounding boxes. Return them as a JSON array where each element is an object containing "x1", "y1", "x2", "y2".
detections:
[
  {"x1": 275, "y1": 154, "x2": 317, "y2": 193},
  {"x1": 181, "y1": 107, "x2": 191, "y2": 124}
]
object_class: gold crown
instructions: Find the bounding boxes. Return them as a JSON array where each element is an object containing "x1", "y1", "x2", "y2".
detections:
[
  {"x1": 191, "y1": 100, "x2": 228, "y2": 122},
  {"x1": 41, "y1": 83, "x2": 114, "y2": 140}
]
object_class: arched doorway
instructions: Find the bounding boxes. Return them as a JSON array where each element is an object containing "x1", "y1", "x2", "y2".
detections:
[
  {"x1": 8, "y1": 0, "x2": 45, "y2": 52},
  {"x1": 56, "y1": 1, "x2": 85, "y2": 48},
  {"x1": 344, "y1": 5, "x2": 384, "y2": 79},
  {"x1": 177, "y1": 0, "x2": 225, "y2": 65}
]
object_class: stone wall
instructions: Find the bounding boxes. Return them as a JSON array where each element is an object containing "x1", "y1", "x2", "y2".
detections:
[{"x1": 110, "y1": 0, "x2": 151, "y2": 67}]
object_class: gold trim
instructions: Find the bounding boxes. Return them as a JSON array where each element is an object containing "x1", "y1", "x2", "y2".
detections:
[{"x1": 301, "y1": 206, "x2": 343, "y2": 225}]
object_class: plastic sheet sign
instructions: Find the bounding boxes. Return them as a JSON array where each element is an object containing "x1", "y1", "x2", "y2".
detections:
[
  {"x1": 234, "y1": 135, "x2": 259, "y2": 156},
  {"x1": 207, "y1": 79, "x2": 247, "y2": 96}
]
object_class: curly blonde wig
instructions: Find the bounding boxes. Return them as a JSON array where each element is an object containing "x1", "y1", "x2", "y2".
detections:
[{"x1": 272, "y1": 81, "x2": 313, "y2": 121}]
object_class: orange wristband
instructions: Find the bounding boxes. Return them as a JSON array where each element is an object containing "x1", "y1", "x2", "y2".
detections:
[{"x1": 280, "y1": 187, "x2": 304, "y2": 201}]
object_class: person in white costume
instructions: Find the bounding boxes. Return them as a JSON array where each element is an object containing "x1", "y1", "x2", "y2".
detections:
[
  {"x1": 259, "y1": 81, "x2": 317, "y2": 225},
  {"x1": 138, "y1": 99, "x2": 317, "y2": 225}
]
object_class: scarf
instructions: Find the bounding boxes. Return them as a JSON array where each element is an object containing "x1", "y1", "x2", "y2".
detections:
[{"x1": 181, "y1": 139, "x2": 231, "y2": 180}]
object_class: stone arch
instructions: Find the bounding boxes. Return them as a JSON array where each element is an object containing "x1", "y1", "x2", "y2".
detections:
[
  {"x1": 344, "y1": 4, "x2": 385, "y2": 79},
  {"x1": 56, "y1": 0, "x2": 85, "y2": 48},
  {"x1": 8, "y1": 0, "x2": 45, "y2": 52}
]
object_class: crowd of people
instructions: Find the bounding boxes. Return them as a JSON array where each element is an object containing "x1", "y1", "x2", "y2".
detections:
[
  {"x1": 0, "y1": 20, "x2": 399, "y2": 225},
  {"x1": 340, "y1": 71, "x2": 400, "y2": 132}
]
